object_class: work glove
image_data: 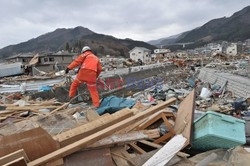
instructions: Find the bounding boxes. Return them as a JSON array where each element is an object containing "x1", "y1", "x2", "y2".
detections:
[{"x1": 65, "y1": 68, "x2": 70, "y2": 74}]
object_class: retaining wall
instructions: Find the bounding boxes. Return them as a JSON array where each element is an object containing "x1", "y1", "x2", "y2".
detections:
[{"x1": 198, "y1": 68, "x2": 250, "y2": 98}]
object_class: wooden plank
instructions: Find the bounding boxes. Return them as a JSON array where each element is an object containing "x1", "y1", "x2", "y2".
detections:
[
  {"x1": 173, "y1": 89, "x2": 195, "y2": 147},
  {"x1": 111, "y1": 147, "x2": 130, "y2": 166},
  {"x1": 49, "y1": 102, "x2": 70, "y2": 115},
  {"x1": 143, "y1": 134, "x2": 187, "y2": 166},
  {"x1": 64, "y1": 148, "x2": 114, "y2": 166},
  {"x1": 154, "y1": 132, "x2": 174, "y2": 144},
  {"x1": 6, "y1": 106, "x2": 58, "y2": 111},
  {"x1": 28, "y1": 109, "x2": 47, "y2": 115},
  {"x1": 129, "y1": 143, "x2": 146, "y2": 154},
  {"x1": 3, "y1": 157, "x2": 27, "y2": 166},
  {"x1": 119, "y1": 148, "x2": 136, "y2": 166},
  {"x1": 111, "y1": 146, "x2": 135, "y2": 166},
  {"x1": 46, "y1": 159, "x2": 64, "y2": 166},
  {"x1": 0, "y1": 110, "x2": 18, "y2": 114},
  {"x1": 0, "y1": 100, "x2": 59, "y2": 107},
  {"x1": 138, "y1": 110, "x2": 174, "y2": 130},
  {"x1": 0, "y1": 149, "x2": 29, "y2": 165},
  {"x1": 115, "y1": 118, "x2": 146, "y2": 134},
  {"x1": 53, "y1": 108, "x2": 133, "y2": 147},
  {"x1": 0, "y1": 116, "x2": 8, "y2": 121},
  {"x1": 161, "y1": 113, "x2": 175, "y2": 133},
  {"x1": 138, "y1": 140, "x2": 162, "y2": 149},
  {"x1": 111, "y1": 154, "x2": 129, "y2": 166},
  {"x1": 0, "y1": 127, "x2": 60, "y2": 161},
  {"x1": 138, "y1": 113, "x2": 162, "y2": 130},
  {"x1": 131, "y1": 150, "x2": 158, "y2": 166},
  {"x1": 27, "y1": 97, "x2": 176, "y2": 166},
  {"x1": 138, "y1": 111, "x2": 176, "y2": 144},
  {"x1": 114, "y1": 108, "x2": 143, "y2": 134},
  {"x1": 163, "y1": 111, "x2": 176, "y2": 121},
  {"x1": 86, "y1": 129, "x2": 160, "y2": 149}
]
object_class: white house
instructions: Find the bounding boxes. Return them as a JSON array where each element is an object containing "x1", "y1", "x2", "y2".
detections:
[
  {"x1": 129, "y1": 47, "x2": 151, "y2": 63},
  {"x1": 207, "y1": 43, "x2": 222, "y2": 54},
  {"x1": 226, "y1": 43, "x2": 237, "y2": 56}
]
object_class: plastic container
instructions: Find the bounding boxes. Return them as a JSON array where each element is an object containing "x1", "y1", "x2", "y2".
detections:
[
  {"x1": 192, "y1": 111, "x2": 246, "y2": 150},
  {"x1": 200, "y1": 87, "x2": 212, "y2": 99}
]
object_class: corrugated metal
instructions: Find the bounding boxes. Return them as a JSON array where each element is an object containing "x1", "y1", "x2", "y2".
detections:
[{"x1": 0, "y1": 62, "x2": 24, "y2": 78}]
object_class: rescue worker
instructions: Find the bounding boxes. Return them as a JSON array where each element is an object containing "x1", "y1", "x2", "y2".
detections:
[{"x1": 65, "y1": 46, "x2": 102, "y2": 107}]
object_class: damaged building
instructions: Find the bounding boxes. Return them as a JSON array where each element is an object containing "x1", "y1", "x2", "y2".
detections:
[{"x1": 4, "y1": 52, "x2": 77, "y2": 76}]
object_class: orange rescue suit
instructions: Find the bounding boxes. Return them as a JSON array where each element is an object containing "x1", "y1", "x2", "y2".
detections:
[{"x1": 67, "y1": 51, "x2": 102, "y2": 107}]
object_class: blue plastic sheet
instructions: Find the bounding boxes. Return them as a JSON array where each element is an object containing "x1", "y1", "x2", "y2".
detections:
[
  {"x1": 96, "y1": 96, "x2": 136, "y2": 115},
  {"x1": 39, "y1": 85, "x2": 52, "y2": 92}
]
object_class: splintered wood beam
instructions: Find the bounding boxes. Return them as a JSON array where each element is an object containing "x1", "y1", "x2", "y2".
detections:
[
  {"x1": 87, "y1": 129, "x2": 160, "y2": 149},
  {"x1": 49, "y1": 102, "x2": 70, "y2": 115},
  {"x1": 173, "y1": 89, "x2": 195, "y2": 147},
  {"x1": 143, "y1": 135, "x2": 187, "y2": 166},
  {"x1": 53, "y1": 108, "x2": 134, "y2": 147},
  {"x1": 6, "y1": 106, "x2": 59, "y2": 110},
  {"x1": 138, "y1": 113, "x2": 163, "y2": 130},
  {"x1": 116, "y1": 118, "x2": 146, "y2": 134},
  {"x1": 154, "y1": 132, "x2": 174, "y2": 144},
  {"x1": 4, "y1": 157, "x2": 27, "y2": 166},
  {"x1": 152, "y1": 113, "x2": 176, "y2": 144},
  {"x1": 138, "y1": 140, "x2": 162, "y2": 149},
  {"x1": 0, "y1": 149, "x2": 29, "y2": 165},
  {"x1": 129, "y1": 143, "x2": 146, "y2": 154},
  {"x1": 138, "y1": 111, "x2": 174, "y2": 130},
  {"x1": 27, "y1": 97, "x2": 176, "y2": 166},
  {"x1": 161, "y1": 113, "x2": 175, "y2": 135}
]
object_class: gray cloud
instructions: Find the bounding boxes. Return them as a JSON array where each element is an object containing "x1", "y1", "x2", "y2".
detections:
[{"x1": 0, "y1": 0, "x2": 249, "y2": 48}]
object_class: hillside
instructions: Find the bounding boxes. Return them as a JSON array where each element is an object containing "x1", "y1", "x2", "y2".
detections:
[
  {"x1": 0, "y1": 26, "x2": 156, "y2": 59},
  {"x1": 149, "y1": 6, "x2": 250, "y2": 50}
]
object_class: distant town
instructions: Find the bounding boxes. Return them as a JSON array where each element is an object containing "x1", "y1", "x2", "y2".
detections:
[{"x1": 1, "y1": 38, "x2": 250, "y2": 78}]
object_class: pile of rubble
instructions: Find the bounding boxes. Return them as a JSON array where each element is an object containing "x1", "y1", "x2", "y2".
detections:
[{"x1": 0, "y1": 66, "x2": 250, "y2": 166}]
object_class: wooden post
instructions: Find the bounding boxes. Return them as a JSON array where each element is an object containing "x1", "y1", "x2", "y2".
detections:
[{"x1": 27, "y1": 98, "x2": 176, "y2": 166}]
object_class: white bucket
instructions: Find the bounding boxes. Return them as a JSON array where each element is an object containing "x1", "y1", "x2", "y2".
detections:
[{"x1": 200, "y1": 87, "x2": 212, "y2": 99}]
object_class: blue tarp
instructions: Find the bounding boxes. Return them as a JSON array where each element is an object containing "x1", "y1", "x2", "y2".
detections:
[
  {"x1": 187, "y1": 77, "x2": 195, "y2": 88},
  {"x1": 39, "y1": 85, "x2": 52, "y2": 92},
  {"x1": 96, "y1": 96, "x2": 136, "y2": 115}
]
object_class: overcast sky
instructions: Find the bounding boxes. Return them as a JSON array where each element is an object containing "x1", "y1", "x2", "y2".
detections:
[{"x1": 0, "y1": 0, "x2": 249, "y2": 48}]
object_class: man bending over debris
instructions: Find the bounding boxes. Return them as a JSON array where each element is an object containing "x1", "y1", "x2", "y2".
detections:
[{"x1": 65, "y1": 46, "x2": 102, "y2": 107}]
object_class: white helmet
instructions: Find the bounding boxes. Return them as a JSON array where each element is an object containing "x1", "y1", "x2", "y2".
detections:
[{"x1": 81, "y1": 46, "x2": 91, "y2": 53}]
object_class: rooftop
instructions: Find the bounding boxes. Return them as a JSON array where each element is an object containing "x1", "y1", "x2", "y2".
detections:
[
  {"x1": 47, "y1": 51, "x2": 77, "y2": 56},
  {"x1": 129, "y1": 47, "x2": 151, "y2": 53},
  {"x1": 5, "y1": 53, "x2": 35, "y2": 59}
]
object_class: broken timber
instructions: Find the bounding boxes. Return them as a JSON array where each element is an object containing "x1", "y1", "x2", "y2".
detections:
[
  {"x1": 137, "y1": 111, "x2": 176, "y2": 144},
  {"x1": 49, "y1": 102, "x2": 70, "y2": 115},
  {"x1": 53, "y1": 108, "x2": 134, "y2": 147},
  {"x1": 173, "y1": 89, "x2": 195, "y2": 147},
  {"x1": 0, "y1": 149, "x2": 29, "y2": 166},
  {"x1": 0, "y1": 127, "x2": 60, "y2": 161},
  {"x1": 138, "y1": 140, "x2": 162, "y2": 149},
  {"x1": 27, "y1": 97, "x2": 176, "y2": 166},
  {"x1": 86, "y1": 129, "x2": 160, "y2": 149},
  {"x1": 143, "y1": 134, "x2": 187, "y2": 166},
  {"x1": 3, "y1": 157, "x2": 27, "y2": 166},
  {"x1": 129, "y1": 142, "x2": 146, "y2": 154},
  {"x1": 6, "y1": 106, "x2": 59, "y2": 111}
]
